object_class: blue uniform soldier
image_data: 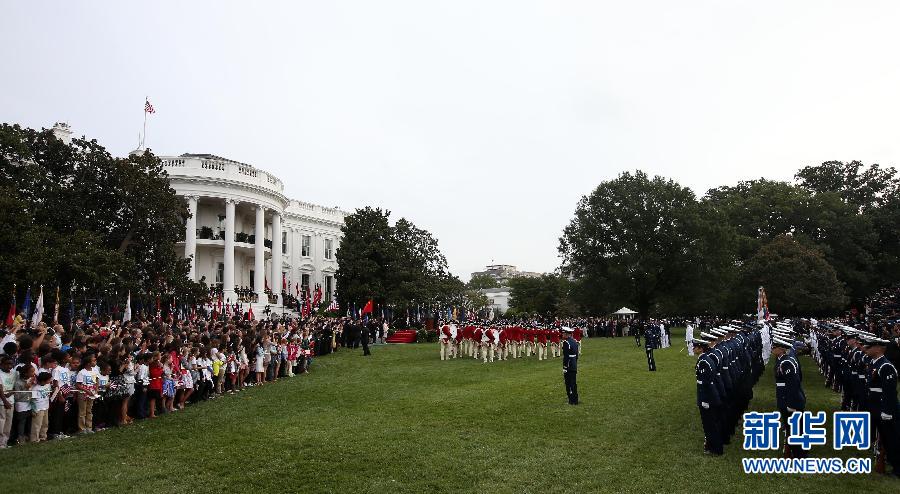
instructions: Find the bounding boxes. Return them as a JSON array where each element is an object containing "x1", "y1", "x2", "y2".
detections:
[
  {"x1": 772, "y1": 336, "x2": 806, "y2": 459},
  {"x1": 862, "y1": 335, "x2": 900, "y2": 477},
  {"x1": 693, "y1": 337, "x2": 722, "y2": 455},
  {"x1": 562, "y1": 327, "x2": 579, "y2": 405},
  {"x1": 645, "y1": 324, "x2": 658, "y2": 371}
]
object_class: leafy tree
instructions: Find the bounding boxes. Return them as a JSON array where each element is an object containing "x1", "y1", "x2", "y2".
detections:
[
  {"x1": 795, "y1": 160, "x2": 899, "y2": 212},
  {"x1": 334, "y1": 207, "x2": 393, "y2": 307},
  {"x1": 559, "y1": 170, "x2": 723, "y2": 316},
  {"x1": 739, "y1": 235, "x2": 847, "y2": 315},
  {"x1": 705, "y1": 177, "x2": 879, "y2": 303},
  {"x1": 0, "y1": 123, "x2": 203, "y2": 316},
  {"x1": 508, "y1": 274, "x2": 575, "y2": 316},
  {"x1": 335, "y1": 207, "x2": 460, "y2": 310},
  {"x1": 467, "y1": 274, "x2": 499, "y2": 290},
  {"x1": 795, "y1": 161, "x2": 900, "y2": 292}
]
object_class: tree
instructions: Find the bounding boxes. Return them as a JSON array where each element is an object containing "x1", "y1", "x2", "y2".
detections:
[
  {"x1": 508, "y1": 274, "x2": 575, "y2": 317},
  {"x1": 705, "y1": 177, "x2": 883, "y2": 304},
  {"x1": 335, "y1": 207, "x2": 461, "y2": 310},
  {"x1": 334, "y1": 207, "x2": 393, "y2": 307},
  {"x1": 795, "y1": 161, "x2": 900, "y2": 294},
  {"x1": 467, "y1": 274, "x2": 499, "y2": 290},
  {"x1": 0, "y1": 123, "x2": 203, "y2": 317},
  {"x1": 739, "y1": 235, "x2": 847, "y2": 315},
  {"x1": 795, "y1": 160, "x2": 899, "y2": 212},
  {"x1": 559, "y1": 170, "x2": 724, "y2": 316}
]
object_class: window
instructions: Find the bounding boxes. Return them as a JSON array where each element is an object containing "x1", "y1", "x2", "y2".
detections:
[
  {"x1": 301, "y1": 235, "x2": 311, "y2": 257},
  {"x1": 301, "y1": 274, "x2": 310, "y2": 293},
  {"x1": 282, "y1": 231, "x2": 287, "y2": 254},
  {"x1": 216, "y1": 262, "x2": 224, "y2": 286},
  {"x1": 324, "y1": 239, "x2": 333, "y2": 260},
  {"x1": 249, "y1": 270, "x2": 255, "y2": 290},
  {"x1": 325, "y1": 276, "x2": 333, "y2": 300}
]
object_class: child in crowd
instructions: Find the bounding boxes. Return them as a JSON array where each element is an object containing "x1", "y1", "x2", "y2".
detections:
[
  {"x1": 12, "y1": 364, "x2": 35, "y2": 444},
  {"x1": 1, "y1": 355, "x2": 18, "y2": 448},
  {"x1": 161, "y1": 353, "x2": 175, "y2": 413},
  {"x1": 48, "y1": 351, "x2": 71, "y2": 439},
  {"x1": 75, "y1": 354, "x2": 98, "y2": 434},
  {"x1": 93, "y1": 361, "x2": 111, "y2": 430},
  {"x1": 286, "y1": 336, "x2": 298, "y2": 377},
  {"x1": 29, "y1": 371, "x2": 52, "y2": 442},
  {"x1": 178, "y1": 348, "x2": 193, "y2": 409},
  {"x1": 134, "y1": 353, "x2": 149, "y2": 420},
  {"x1": 147, "y1": 352, "x2": 163, "y2": 419}
]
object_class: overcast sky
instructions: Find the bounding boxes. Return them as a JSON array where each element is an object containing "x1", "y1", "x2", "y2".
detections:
[{"x1": 3, "y1": 1, "x2": 900, "y2": 280}]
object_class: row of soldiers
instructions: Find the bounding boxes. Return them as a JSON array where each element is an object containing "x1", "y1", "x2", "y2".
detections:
[
  {"x1": 692, "y1": 323, "x2": 765, "y2": 455},
  {"x1": 438, "y1": 323, "x2": 584, "y2": 363},
  {"x1": 810, "y1": 322, "x2": 900, "y2": 475}
]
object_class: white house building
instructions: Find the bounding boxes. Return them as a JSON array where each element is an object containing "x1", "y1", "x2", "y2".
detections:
[{"x1": 157, "y1": 152, "x2": 346, "y2": 309}]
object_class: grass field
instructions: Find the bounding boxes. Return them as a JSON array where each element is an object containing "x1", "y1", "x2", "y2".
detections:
[{"x1": 4, "y1": 329, "x2": 898, "y2": 493}]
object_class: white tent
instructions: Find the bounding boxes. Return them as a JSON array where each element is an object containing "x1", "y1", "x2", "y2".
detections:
[{"x1": 612, "y1": 307, "x2": 638, "y2": 320}]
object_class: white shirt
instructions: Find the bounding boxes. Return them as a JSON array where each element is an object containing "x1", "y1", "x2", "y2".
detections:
[
  {"x1": 137, "y1": 364, "x2": 149, "y2": 385},
  {"x1": 52, "y1": 365, "x2": 71, "y2": 389},
  {"x1": 30, "y1": 383, "x2": 51, "y2": 411},
  {"x1": 76, "y1": 368, "x2": 97, "y2": 388},
  {"x1": 0, "y1": 368, "x2": 17, "y2": 394}
]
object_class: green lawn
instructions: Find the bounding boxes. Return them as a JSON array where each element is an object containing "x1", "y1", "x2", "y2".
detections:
[{"x1": 4, "y1": 329, "x2": 897, "y2": 493}]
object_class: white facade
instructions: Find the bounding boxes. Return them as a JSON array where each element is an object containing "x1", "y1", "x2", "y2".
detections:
[
  {"x1": 480, "y1": 287, "x2": 512, "y2": 314},
  {"x1": 159, "y1": 153, "x2": 346, "y2": 307}
]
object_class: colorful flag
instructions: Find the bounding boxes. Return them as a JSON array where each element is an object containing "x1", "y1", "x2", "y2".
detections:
[
  {"x1": 5, "y1": 286, "x2": 15, "y2": 327},
  {"x1": 328, "y1": 297, "x2": 339, "y2": 312},
  {"x1": 282, "y1": 273, "x2": 287, "y2": 292},
  {"x1": 361, "y1": 299, "x2": 373, "y2": 315},
  {"x1": 313, "y1": 284, "x2": 322, "y2": 307},
  {"x1": 247, "y1": 305, "x2": 254, "y2": 321},
  {"x1": 31, "y1": 286, "x2": 44, "y2": 327},
  {"x1": 22, "y1": 286, "x2": 32, "y2": 321},
  {"x1": 144, "y1": 98, "x2": 155, "y2": 114}
]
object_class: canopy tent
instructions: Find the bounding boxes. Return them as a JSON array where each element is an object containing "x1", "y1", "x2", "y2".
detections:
[{"x1": 612, "y1": 307, "x2": 638, "y2": 320}]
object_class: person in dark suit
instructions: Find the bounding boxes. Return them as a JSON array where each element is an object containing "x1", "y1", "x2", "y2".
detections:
[
  {"x1": 562, "y1": 327, "x2": 579, "y2": 405},
  {"x1": 359, "y1": 319, "x2": 371, "y2": 356}
]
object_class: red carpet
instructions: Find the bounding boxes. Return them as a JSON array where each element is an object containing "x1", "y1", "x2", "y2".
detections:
[{"x1": 386, "y1": 330, "x2": 417, "y2": 343}]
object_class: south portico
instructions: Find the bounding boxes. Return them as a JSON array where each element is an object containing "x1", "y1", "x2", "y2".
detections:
[{"x1": 161, "y1": 154, "x2": 345, "y2": 311}]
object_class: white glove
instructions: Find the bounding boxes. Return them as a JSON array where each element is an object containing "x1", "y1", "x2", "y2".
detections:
[
  {"x1": 701, "y1": 402, "x2": 709, "y2": 409},
  {"x1": 881, "y1": 413, "x2": 893, "y2": 421}
]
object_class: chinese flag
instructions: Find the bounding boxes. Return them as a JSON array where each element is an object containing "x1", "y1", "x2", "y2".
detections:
[{"x1": 361, "y1": 299, "x2": 373, "y2": 315}]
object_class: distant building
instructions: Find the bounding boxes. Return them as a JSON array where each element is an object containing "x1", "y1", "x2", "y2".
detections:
[
  {"x1": 481, "y1": 287, "x2": 511, "y2": 314},
  {"x1": 470, "y1": 264, "x2": 542, "y2": 285}
]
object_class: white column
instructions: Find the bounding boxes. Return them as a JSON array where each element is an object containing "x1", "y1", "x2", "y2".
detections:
[
  {"x1": 271, "y1": 211, "x2": 282, "y2": 305},
  {"x1": 223, "y1": 199, "x2": 236, "y2": 303},
  {"x1": 254, "y1": 205, "x2": 265, "y2": 302},
  {"x1": 185, "y1": 196, "x2": 198, "y2": 281}
]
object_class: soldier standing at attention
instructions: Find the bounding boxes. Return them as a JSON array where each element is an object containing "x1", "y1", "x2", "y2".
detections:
[
  {"x1": 772, "y1": 337, "x2": 805, "y2": 458},
  {"x1": 562, "y1": 327, "x2": 580, "y2": 405},
  {"x1": 862, "y1": 335, "x2": 900, "y2": 477},
  {"x1": 645, "y1": 323, "x2": 657, "y2": 371},
  {"x1": 693, "y1": 337, "x2": 722, "y2": 455}
]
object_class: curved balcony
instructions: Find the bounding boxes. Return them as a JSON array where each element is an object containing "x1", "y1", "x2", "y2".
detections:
[{"x1": 161, "y1": 154, "x2": 284, "y2": 196}]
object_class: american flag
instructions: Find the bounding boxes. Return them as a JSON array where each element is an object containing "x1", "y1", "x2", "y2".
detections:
[
  {"x1": 144, "y1": 99, "x2": 155, "y2": 114},
  {"x1": 328, "y1": 297, "x2": 339, "y2": 312}
]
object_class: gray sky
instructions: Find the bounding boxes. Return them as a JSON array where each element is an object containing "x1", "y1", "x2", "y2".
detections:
[{"x1": 3, "y1": 1, "x2": 900, "y2": 280}]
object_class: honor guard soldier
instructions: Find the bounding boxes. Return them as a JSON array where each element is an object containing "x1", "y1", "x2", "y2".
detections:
[
  {"x1": 645, "y1": 323, "x2": 658, "y2": 371},
  {"x1": 472, "y1": 326, "x2": 483, "y2": 360},
  {"x1": 693, "y1": 337, "x2": 723, "y2": 455},
  {"x1": 772, "y1": 336, "x2": 806, "y2": 459},
  {"x1": 562, "y1": 327, "x2": 579, "y2": 405},
  {"x1": 439, "y1": 323, "x2": 452, "y2": 361},
  {"x1": 861, "y1": 335, "x2": 900, "y2": 476}
]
